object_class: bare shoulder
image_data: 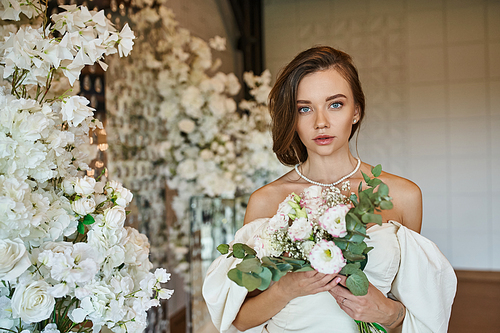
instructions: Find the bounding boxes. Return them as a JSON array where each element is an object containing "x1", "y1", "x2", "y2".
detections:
[
  {"x1": 378, "y1": 170, "x2": 422, "y2": 233},
  {"x1": 244, "y1": 171, "x2": 298, "y2": 224}
]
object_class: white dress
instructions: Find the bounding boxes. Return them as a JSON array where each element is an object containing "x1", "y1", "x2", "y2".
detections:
[{"x1": 202, "y1": 219, "x2": 457, "y2": 333}]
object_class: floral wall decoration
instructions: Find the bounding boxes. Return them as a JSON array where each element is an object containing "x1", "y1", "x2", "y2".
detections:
[
  {"x1": 0, "y1": 1, "x2": 173, "y2": 333},
  {"x1": 105, "y1": 1, "x2": 287, "y2": 284}
]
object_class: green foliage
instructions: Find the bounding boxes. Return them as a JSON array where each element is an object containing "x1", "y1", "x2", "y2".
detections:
[
  {"x1": 220, "y1": 165, "x2": 393, "y2": 298},
  {"x1": 82, "y1": 214, "x2": 95, "y2": 225}
]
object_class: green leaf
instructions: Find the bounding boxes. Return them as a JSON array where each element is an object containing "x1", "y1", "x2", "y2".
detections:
[
  {"x1": 343, "y1": 250, "x2": 366, "y2": 262},
  {"x1": 241, "y1": 244, "x2": 257, "y2": 256},
  {"x1": 349, "y1": 193, "x2": 359, "y2": 206},
  {"x1": 242, "y1": 272, "x2": 262, "y2": 292},
  {"x1": 217, "y1": 244, "x2": 229, "y2": 255},
  {"x1": 232, "y1": 243, "x2": 246, "y2": 258},
  {"x1": 257, "y1": 267, "x2": 273, "y2": 291},
  {"x1": 377, "y1": 183, "x2": 389, "y2": 197},
  {"x1": 288, "y1": 201, "x2": 301, "y2": 210},
  {"x1": 380, "y1": 200, "x2": 393, "y2": 210},
  {"x1": 236, "y1": 258, "x2": 263, "y2": 273},
  {"x1": 262, "y1": 256, "x2": 278, "y2": 269},
  {"x1": 77, "y1": 221, "x2": 85, "y2": 234},
  {"x1": 371, "y1": 164, "x2": 382, "y2": 177},
  {"x1": 288, "y1": 213, "x2": 296, "y2": 221},
  {"x1": 361, "y1": 171, "x2": 370, "y2": 183},
  {"x1": 281, "y1": 257, "x2": 307, "y2": 266},
  {"x1": 361, "y1": 213, "x2": 382, "y2": 224},
  {"x1": 363, "y1": 246, "x2": 374, "y2": 254},
  {"x1": 82, "y1": 214, "x2": 95, "y2": 225},
  {"x1": 228, "y1": 268, "x2": 243, "y2": 286},
  {"x1": 346, "y1": 271, "x2": 369, "y2": 296},
  {"x1": 345, "y1": 233, "x2": 366, "y2": 243},
  {"x1": 371, "y1": 322, "x2": 387, "y2": 332},
  {"x1": 367, "y1": 178, "x2": 382, "y2": 188},
  {"x1": 333, "y1": 238, "x2": 348, "y2": 250},
  {"x1": 339, "y1": 262, "x2": 361, "y2": 275},
  {"x1": 296, "y1": 208, "x2": 307, "y2": 219},
  {"x1": 348, "y1": 242, "x2": 367, "y2": 255},
  {"x1": 295, "y1": 264, "x2": 314, "y2": 272}
]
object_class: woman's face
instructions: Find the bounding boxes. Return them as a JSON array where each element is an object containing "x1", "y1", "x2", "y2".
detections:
[{"x1": 295, "y1": 68, "x2": 359, "y2": 159}]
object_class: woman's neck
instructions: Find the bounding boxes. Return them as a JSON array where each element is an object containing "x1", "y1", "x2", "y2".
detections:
[{"x1": 298, "y1": 151, "x2": 359, "y2": 185}]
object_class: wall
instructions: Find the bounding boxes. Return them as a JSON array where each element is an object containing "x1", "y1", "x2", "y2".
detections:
[{"x1": 263, "y1": 0, "x2": 500, "y2": 270}]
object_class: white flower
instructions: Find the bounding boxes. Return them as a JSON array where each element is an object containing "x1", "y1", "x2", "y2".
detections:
[
  {"x1": 124, "y1": 227, "x2": 150, "y2": 266},
  {"x1": 178, "y1": 118, "x2": 195, "y2": 134},
  {"x1": 41, "y1": 323, "x2": 60, "y2": 333},
  {"x1": 253, "y1": 226, "x2": 283, "y2": 259},
  {"x1": 287, "y1": 217, "x2": 312, "y2": 241},
  {"x1": 208, "y1": 36, "x2": 226, "y2": 51},
  {"x1": 73, "y1": 175, "x2": 96, "y2": 196},
  {"x1": 318, "y1": 204, "x2": 349, "y2": 238},
  {"x1": 60, "y1": 96, "x2": 95, "y2": 126},
  {"x1": 71, "y1": 197, "x2": 96, "y2": 215},
  {"x1": 11, "y1": 280, "x2": 55, "y2": 323},
  {"x1": 0, "y1": 238, "x2": 31, "y2": 281},
  {"x1": 301, "y1": 185, "x2": 324, "y2": 217},
  {"x1": 308, "y1": 240, "x2": 346, "y2": 274},
  {"x1": 114, "y1": 186, "x2": 133, "y2": 207},
  {"x1": 118, "y1": 23, "x2": 135, "y2": 57},
  {"x1": 0, "y1": 295, "x2": 14, "y2": 331},
  {"x1": 104, "y1": 206, "x2": 127, "y2": 229}
]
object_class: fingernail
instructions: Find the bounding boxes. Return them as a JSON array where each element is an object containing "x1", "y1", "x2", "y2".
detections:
[{"x1": 335, "y1": 277, "x2": 341, "y2": 283}]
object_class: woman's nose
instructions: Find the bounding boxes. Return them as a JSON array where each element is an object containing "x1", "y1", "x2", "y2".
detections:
[{"x1": 314, "y1": 109, "x2": 329, "y2": 129}]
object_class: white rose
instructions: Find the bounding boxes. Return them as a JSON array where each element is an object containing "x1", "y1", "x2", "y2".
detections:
[
  {"x1": 61, "y1": 179, "x2": 75, "y2": 195},
  {"x1": 71, "y1": 197, "x2": 96, "y2": 215},
  {"x1": 124, "y1": 227, "x2": 150, "y2": 266},
  {"x1": 104, "y1": 206, "x2": 127, "y2": 229},
  {"x1": 11, "y1": 280, "x2": 55, "y2": 323},
  {"x1": 115, "y1": 187, "x2": 133, "y2": 207},
  {"x1": 178, "y1": 118, "x2": 195, "y2": 134},
  {"x1": 0, "y1": 238, "x2": 31, "y2": 281},
  {"x1": 73, "y1": 176, "x2": 96, "y2": 196}
]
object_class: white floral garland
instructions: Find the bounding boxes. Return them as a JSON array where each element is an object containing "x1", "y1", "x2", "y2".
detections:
[
  {"x1": 0, "y1": 2, "x2": 172, "y2": 332},
  {"x1": 105, "y1": 3, "x2": 287, "y2": 284}
]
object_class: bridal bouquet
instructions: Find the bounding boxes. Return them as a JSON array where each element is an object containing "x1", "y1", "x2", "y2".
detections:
[
  {"x1": 0, "y1": 1, "x2": 172, "y2": 332},
  {"x1": 218, "y1": 165, "x2": 392, "y2": 332}
]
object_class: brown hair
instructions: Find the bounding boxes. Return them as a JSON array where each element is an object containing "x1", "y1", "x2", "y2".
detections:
[{"x1": 269, "y1": 46, "x2": 365, "y2": 166}]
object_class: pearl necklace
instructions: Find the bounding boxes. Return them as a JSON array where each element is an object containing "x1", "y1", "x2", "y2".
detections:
[{"x1": 294, "y1": 158, "x2": 361, "y2": 187}]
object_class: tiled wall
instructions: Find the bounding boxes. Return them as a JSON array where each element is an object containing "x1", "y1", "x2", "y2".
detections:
[{"x1": 263, "y1": 0, "x2": 500, "y2": 270}]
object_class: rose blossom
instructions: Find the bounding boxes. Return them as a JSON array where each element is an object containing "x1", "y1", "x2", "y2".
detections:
[
  {"x1": 71, "y1": 197, "x2": 96, "y2": 215},
  {"x1": 309, "y1": 240, "x2": 346, "y2": 274},
  {"x1": 0, "y1": 238, "x2": 31, "y2": 281},
  {"x1": 11, "y1": 280, "x2": 55, "y2": 323},
  {"x1": 287, "y1": 217, "x2": 312, "y2": 241},
  {"x1": 73, "y1": 176, "x2": 96, "y2": 196},
  {"x1": 318, "y1": 204, "x2": 349, "y2": 238},
  {"x1": 104, "y1": 206, "x2": 127, "y2": 229}
]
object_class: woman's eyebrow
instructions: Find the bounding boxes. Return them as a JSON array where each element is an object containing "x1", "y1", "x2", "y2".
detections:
[{"x1": 297, "y1": 94, "x2": 347, "y2": 104}]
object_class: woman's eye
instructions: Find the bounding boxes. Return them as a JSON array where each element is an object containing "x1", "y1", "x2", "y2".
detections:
[
  {"x1": 330, "y1": 102, "x2": 343, "y2": 109},
  {"x1": 298, "y1": 106, "x2": 311, "y2": 113}
]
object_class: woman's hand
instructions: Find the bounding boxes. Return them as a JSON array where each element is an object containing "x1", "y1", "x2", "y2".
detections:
[
  {"x1": 275, "y1": 270, "x2": 341, "y2": 301},
  {"x1": 328, "y1": 275, "x2": 405, "y2": 329}
]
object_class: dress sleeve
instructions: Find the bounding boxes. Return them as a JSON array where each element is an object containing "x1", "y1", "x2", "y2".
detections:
[
  {"x1": 390, "y1": 222, "x2": 457, "y2": 333},
  {"x1": 202, "y1": 218, "x2": 269, "y2": 333}
]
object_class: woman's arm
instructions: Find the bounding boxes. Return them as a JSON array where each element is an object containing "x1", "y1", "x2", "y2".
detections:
[{"x1": 233, "y1": 271, "x2": 341, "y2": 331}]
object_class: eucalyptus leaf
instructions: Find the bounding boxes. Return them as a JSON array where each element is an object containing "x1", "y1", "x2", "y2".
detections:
[
  {"x1": 295, "y1": 265, "x2": 314, "y2": 272},
  {"x1": 377, "y1": 183, "x2": 389, "y2": 197},
  {"x1": 228, "y1": 268, "x2": 243, "y2": 286},
  {"x1": 349, "y1": 194, "x2": 359, "y2": 206},
  {"x1": 262, "y1": 256, "x2": 278, "y2": 269},
  {"x1": 242, "y1": 272, "x2": 262, "y2": 292},
  {"x1": 362, "y1": 171, "x2": 370, "y2": 183},
  {"x1": 346, "y1": 271, "x2": 369, "y2": 296},
  {"x1": 281, "y1": 257, "x2": 307, "y2": 266},
  {"x1": 380, "y1": 200, "x2": 393, "y2": 210},
  {"x1": 236, "y1": 258, "x2": 262, "y2": 273},
  {"x1": 348, "y1": 242, "x2": 367, "y2": 255},
  {"x1": 241, "y1": 244, "x2": 257, "y2": 256},
  {"x1": 257, "y1": 267, "x2": 273, "y2": 291},
  {"x1": 361, "y1": 213, "x2": 382, "y2": 224},
  {"x1": 372, "y1": 164, "x2": 382, "y2": 177},
  {"x1": 367, "y1": 178, "x2": 382, "y2": 188},
  {"x1": 345, "y1": 233, "x2": 366, "y2": 243},
  {"x1": 217, "y1": 244, "x2": 229, "y2": 255},
  {"x1": 343, "y1": 250, "x2": 366, "y2": 262},
  {"x1": 232, "y1": 243, "x2": 246, "y2": 258},
  {"x1": 269, "y1": 266, "x2": 288, "y2": 281},
  {"x1": 339, "y1": 262, "x2": 361, "y2": 275},
  {"x1": 363, "y1": 246, "x2": 374, "y2": 254},
  {"x1": 333, "y1": 239, "x2": 348, "y2": 250}
]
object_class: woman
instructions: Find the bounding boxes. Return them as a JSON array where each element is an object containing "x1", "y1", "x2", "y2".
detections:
[{"x1": 203, "y1": 46, "x2": 456, "y2": 333}]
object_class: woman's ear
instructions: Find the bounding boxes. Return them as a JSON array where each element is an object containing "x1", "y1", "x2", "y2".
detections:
[{"x1": 354, "y1": 105, "x2": 360, "y2": 121}]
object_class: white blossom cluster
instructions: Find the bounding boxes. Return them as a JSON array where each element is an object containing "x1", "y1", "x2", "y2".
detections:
[
  {"x1": 254, "y1": 185, "x2": 350, "y2": 274},
  {"x1": 105, "y1": 3, "x2": 287, "y2": 283},
  {"x1": 0, "y1": 3, "x2": 172, "y2": 333}
]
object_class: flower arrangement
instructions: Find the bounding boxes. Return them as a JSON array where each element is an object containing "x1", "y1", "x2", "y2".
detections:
[
  {"x1": 0, "y1": 1, "x2": 172, "y2": 332},
  {"x1": 104, "y1": 2, "x2": 286, "y2": 283},
  {"x1": 218, "y1": 165, "x2": 392, "y2": 332}
]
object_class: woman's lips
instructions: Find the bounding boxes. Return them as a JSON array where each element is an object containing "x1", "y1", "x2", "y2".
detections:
[{"x1": 313, "y1": 135, "x2": 334, "y2": 145}]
